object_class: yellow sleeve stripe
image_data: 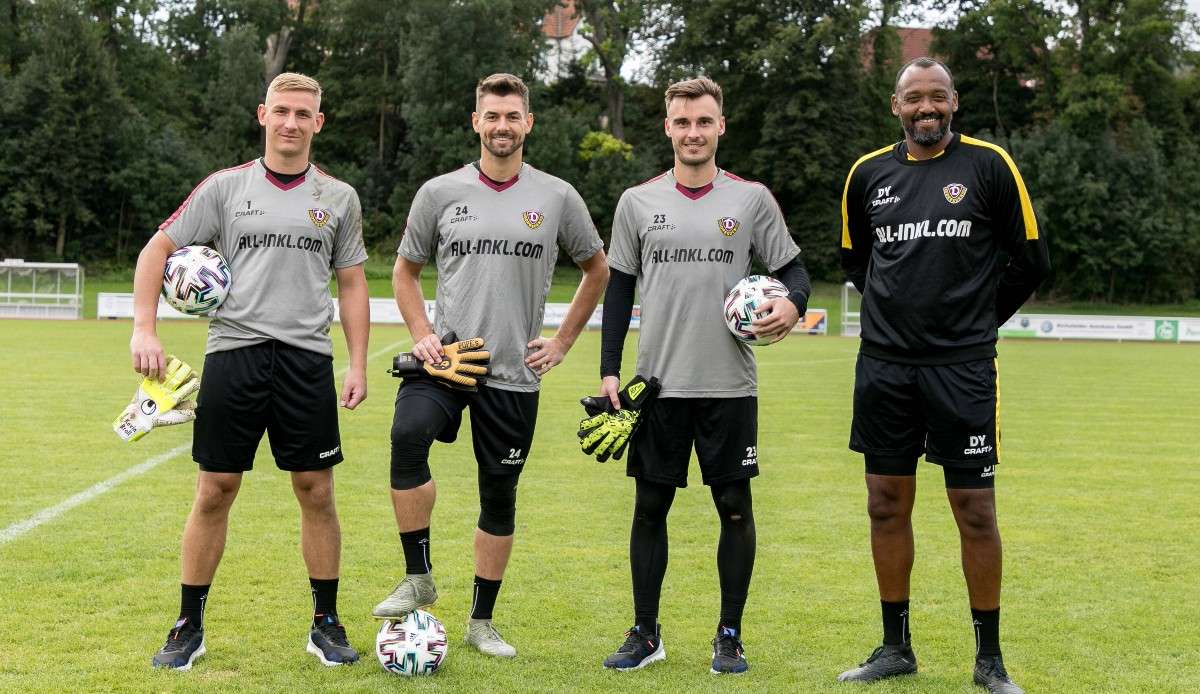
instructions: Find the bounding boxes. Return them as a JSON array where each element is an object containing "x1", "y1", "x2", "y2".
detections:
[
  {"x1": 841, "y1": 144, "x2": 896, "y2": 249},
  {"x1": 961, "y1": 135, "x2": 1039, "y2": 240}
]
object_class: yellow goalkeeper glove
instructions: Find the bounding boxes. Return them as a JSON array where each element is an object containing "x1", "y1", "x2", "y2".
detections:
[
  {"x1": 113, "y1": 356, "x2": 200, "y2": 442},
  {"x1": 389, "y1": 332, "x2": 490, "y2": 391}
]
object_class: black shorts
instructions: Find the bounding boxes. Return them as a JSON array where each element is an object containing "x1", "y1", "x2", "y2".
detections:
[
  {"x1": 850, "y1": 353, "x2": 999, "y2": 468},
  {"x1": 392, "y1": 378, "x2": 539, "y2": 476},
  {"x1": 628, "y1": 397, "x2": 758, "y2": 488},
  {"x1": 865, "y1": 455, "x2": 996, "y2": 489},
  {"x1": 193, "y1": 341, "x2": 342, "y2": 473}
]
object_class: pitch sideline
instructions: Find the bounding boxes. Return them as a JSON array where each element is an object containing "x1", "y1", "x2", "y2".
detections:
[{"x1": 0, "y1": 338, "x2": 410, "y2": 547}]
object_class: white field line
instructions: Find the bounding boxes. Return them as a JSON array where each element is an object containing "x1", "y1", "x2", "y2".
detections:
[
  {"x1": 0, "y1": 444, "x2": 191, "y2": 545},
  {"x1": 0, "y1": 339, "x2": 409, "y2": 547}
]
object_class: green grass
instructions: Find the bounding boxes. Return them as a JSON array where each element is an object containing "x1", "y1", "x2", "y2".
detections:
[{"x1": 0, "y1": 321, "x2": 1197, "y2": 692}]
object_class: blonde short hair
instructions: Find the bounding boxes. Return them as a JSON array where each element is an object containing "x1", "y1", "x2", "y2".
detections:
[
  {"x1": 476, "y1": 73, "x2": 530, "y2": 113},
  {"x1": 664, "y1": 77, "x2": 723, "y2": 114},
  {"x1": 266, "y1": 72, "x2": 322, "y2": 107}
]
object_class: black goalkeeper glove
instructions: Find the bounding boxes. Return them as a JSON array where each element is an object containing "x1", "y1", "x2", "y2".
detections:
[
  {"x1": 577, "y1": 375, "x2": 660, "y2": 462},
  {"x1": 389, "y1": 332, "x2": 490, "y2": 391}
]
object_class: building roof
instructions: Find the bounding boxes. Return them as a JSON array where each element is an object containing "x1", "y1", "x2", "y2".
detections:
[
  {"x1": 543, "y1": 0, "x2": 582, "y2": 40},
  {"x1": 896, "y1": 27, "x2": 934, "y2": 62},
  {"x1": 861, "y1": 27, "x2": 936, "y2": 67}
]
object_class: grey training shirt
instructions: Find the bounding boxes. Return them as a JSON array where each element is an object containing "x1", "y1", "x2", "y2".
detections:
[
  {"x1": 398, "y1": 163, "x2": 603, "y2": 392},
  {"x1": 161, "y1": 159, "x2": 368, "y2": 356},
  {"x1": 607, "y1": 169, "x2": 801, "y2": 397}
]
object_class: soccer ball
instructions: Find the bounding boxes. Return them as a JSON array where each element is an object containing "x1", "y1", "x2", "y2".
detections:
[
  {"x1": 375, "y1": 610, "x2": 448, "y2": 676},
  {"x1": 161, "y1": 245, "x2": 231, "y2": 315},
  {"x1": 724, "y1": 275, "x2": 789, "y2": 346}
]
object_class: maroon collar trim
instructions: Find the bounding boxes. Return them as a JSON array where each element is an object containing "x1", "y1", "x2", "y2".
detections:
[
  {"x1": 478, "y1": 171, "x2": 519, "y2": 192},
  {"x1": 263, "y1": 163, "x2": 308, "y2": 191},
  {"x1": 675, "y1": 180, "x2": 714, "y2": 200}
]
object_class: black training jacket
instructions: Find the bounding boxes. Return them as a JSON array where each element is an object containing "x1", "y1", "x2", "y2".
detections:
[{"x1": 840, "y1": 132, "x2": 1051, "y2": 365}]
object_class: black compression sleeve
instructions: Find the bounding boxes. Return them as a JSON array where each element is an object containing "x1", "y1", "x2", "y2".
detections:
[
  {"x1": 774, "y1": 256, "x2": 811, "y2": 315},
  {"x1": 600, "y1": 269, "x2": 636, "y2": 378}
]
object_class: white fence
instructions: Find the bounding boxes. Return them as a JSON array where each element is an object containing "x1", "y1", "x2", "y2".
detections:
[
  {"x1": 999, "y1": 314, "x2": 1200, "y2": 343},
  {"x1": 97, "y1": 293, "x2": 827, "y2": 334},
  {"x1": 0, "y1": 259, "x2": 84, "y2": 320}
]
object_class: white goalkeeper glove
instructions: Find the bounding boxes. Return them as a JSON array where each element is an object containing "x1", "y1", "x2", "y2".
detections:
[{"x1": 113, "y1": 356, "x2": 201, "y2": 442}]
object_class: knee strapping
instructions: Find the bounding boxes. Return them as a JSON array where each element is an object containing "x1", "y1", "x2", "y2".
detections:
[
  {"x1": 477, "y1": 471, "x2": 518, "y2": 536},
  {"x1": 711, "y1": 480, "x2": 753, "y2": 524},
  {"x1": 390, "y1": 419, "x2": 439, "y2": 490},
  {"x1": 633, "y1": 479, "x2": 676, "y2": 526}
]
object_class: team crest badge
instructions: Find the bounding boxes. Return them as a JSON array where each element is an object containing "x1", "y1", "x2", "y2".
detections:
[
  {"x1": 307, "y1": 208, "x2": 332, "y2": 228},
  {"x1": 942, "y1": 183, "x2": 968, "y2": 204},
  {"x1": 522, "y1": 210, "x2": 544, "y2": 230},
  {"x1": 717, "y1": 217, "x2": 741, "y2": 237}
]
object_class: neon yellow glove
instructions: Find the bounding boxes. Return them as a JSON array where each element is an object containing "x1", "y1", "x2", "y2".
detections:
[
  {"x1": 577, "y1": 375, "x2": 660, "y2": 463},
  {"x1": 113, "y1": 356, "x2": 200, "y2": 442},
  {"x1": 578, "y1": 409, "x2": 640, "y2": 463}
]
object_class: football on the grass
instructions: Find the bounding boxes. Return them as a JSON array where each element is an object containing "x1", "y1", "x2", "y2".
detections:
[{"x1": 375, "y1": 609, "x2": 448, "y2": 676}]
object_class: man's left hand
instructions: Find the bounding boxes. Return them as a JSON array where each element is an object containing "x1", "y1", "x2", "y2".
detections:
[
  {"x1": 340, "y1": 367, "x2": 367, "y2": 410},
  {"x1": 526, "y1": 336, "x2": 568, "y2": 376},
  {"x1": 751, "y1": 297, "x2": 800, "y2": 343}
]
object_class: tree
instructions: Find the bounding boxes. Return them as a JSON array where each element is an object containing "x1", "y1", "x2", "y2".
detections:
[
  {"x1": 0, "y1": 0, "x2": 131, "y2": 259},
  {"x1": 575, "y1": 0, "x2": 646, "y2": 140},
  {"x1": 386, "y1": 0, "x2": 550, "y2": 244},
  {"x1": 931, "y1": 0, "x2": 1061, "y2": 137}
]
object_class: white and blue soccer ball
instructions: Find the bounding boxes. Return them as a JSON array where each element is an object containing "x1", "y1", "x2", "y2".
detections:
[
  {"x1": 161, "y1": 245, "x2": 231, "y2": 315},
  {"x1": 724, "y1": 275, "x2": 789, "y2": 346},
  {"x1": 375, "y1": 610, "x2": 448, "y2": 676}
]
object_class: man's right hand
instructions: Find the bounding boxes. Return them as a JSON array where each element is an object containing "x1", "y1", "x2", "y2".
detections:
[
  {"x1": 131, "y1": 329, "x2": 166, "y2": 381},
  {"x1": 410, "y1": 332, "x2": 445, "y2": 364},
  {"x1": 578, "y1": 375, "x2": 661, "y2": 463},
  {"x1": 600, "y1": 375, "x2": 621, "y2": 410},
  {"x1": 390, "y1": 333, "x2": 489, "y2": 391}
]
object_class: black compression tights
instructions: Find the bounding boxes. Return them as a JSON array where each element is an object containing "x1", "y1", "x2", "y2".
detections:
[
  {"x1": 712, "y1": 479, "x2": 755, "y2": 632},
  {"x1": 629, "y1": 478, "x2": 756, "y2": 633},
  {"x1": 630, "y1": 479, "x2": 675, "y2": 633}
]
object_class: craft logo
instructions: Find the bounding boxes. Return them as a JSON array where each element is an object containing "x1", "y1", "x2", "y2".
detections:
[
  {"x1": 307, "y1": 208, "x2": 332, "y2": 229},
  {"x1": 942, "y1": 183, "x2": 968, "y2": 204},
  {"x1": 522, "y1": 210, "x2": 544, "y2": 230},
  {"x1": 872, "y1": 185, "x2": 901, "y2": 208},
  {"x1": 717, "y1": 216, "x2": 740, "y2": 237},
  {"x1": 964, "y1": 434, "x2": 993, "y2": 456}
]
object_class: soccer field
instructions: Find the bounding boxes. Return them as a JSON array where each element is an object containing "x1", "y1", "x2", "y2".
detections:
[{"x1": 1, "y1": 319, "x2": 1196, "y2": 693}]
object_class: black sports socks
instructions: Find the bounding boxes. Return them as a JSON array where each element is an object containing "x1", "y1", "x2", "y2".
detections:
[
  {"x1": 882, "y1": 599, "x2": 911, "y2": 645},
  {"x1": 310, "y1": 577, "x2": 340, "y2": 623},
  {"x1": 400, "y1": 527, "x2": 432, "y2": 574},
  {"x1": 179, "y1": 583, "x2": 210, "y2": 628},
  {"x1": 470, "y1": 576, "x2": 502, "y2": 620},
  {"x1": 972, "y1": 607, "x2": 1001, "y2": 657}
]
